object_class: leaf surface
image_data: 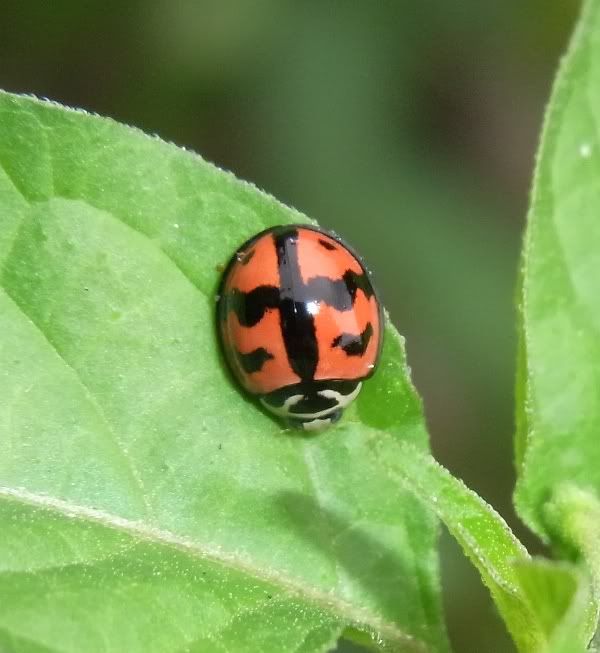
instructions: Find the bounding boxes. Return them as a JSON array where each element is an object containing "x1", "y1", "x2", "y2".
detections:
[
  {"x1": 0, "y1": 91, "x2": 448, "y2": 653},
  {"x1": 515, "y1": 0, "x2": 600, "y2": 536},
  {"x1": 373, "y1": 439, "x2": 597, "y2": 652},
  {"x1": 515, "y1": 0, "x2": 600, "y2": 642}
]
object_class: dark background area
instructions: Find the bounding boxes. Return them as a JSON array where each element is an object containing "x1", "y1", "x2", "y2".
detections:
[{"x1": 0, "y1": 1, "x2": 580, "y2": 651}]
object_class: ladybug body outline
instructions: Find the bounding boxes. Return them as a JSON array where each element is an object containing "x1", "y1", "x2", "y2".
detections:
[{"x1": 217, "y1": 224, "x2": 383, "y2": 430}]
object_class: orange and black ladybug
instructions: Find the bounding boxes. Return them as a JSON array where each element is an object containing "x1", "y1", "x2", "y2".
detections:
[{"x1": 217, "y1": 224, "x2": 383, "y2": 431}]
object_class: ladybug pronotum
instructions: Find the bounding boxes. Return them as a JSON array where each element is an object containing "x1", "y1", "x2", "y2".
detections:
[{"x1": 217, "y1": 224, "x2": 383, "y2": 431}]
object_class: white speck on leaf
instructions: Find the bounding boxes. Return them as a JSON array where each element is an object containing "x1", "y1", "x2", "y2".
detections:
[{"x1": 579, "y1": 142, "x2": 592, "y2": 158}]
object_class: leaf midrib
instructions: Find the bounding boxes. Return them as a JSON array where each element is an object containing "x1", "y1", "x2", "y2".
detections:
[{"x1": 0, "y1": 485, "x2": 424, "y2": 652}]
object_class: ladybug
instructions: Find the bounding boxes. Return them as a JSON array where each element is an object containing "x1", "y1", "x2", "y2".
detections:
[{"x1": 217, "y1": 224, "x2": 383, "y2": 431}]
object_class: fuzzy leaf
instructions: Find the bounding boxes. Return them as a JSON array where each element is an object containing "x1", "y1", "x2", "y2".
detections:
[
  {"x1": 0, "y1": 91, "x2": 449, "y2": 653},
  {"x1": 374, "y1": 439, "x2": 596, "y2": 652},
  {"x1": 515, "y1": 0, "x2": 600, "y2": 538},
  {"x1": 515, "y1": 0, "x2": 600, "y2": 643}
]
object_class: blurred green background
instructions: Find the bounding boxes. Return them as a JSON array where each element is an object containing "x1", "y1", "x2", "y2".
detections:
[{"x1": 0, "y1": 1, "x2": 580, "y2": 651}]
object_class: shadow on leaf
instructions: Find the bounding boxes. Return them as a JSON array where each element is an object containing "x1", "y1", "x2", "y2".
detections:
[{"x1": 276, "y1": 490, "x2": 421, "y2": 622}]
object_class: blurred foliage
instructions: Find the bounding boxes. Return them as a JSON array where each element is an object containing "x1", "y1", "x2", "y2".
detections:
[{"x1": 0, "y1": 1, "x2": 580, "y2": 651}]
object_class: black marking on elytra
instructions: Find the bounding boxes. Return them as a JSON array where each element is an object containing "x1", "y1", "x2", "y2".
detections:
[
  {"x1": 343, "y1": 269, "x2": 375, "y2": 303},
  {"x1": 236, "y1": 347, "x2": 273, "y2": 373},
  {"x1": 222, "y1": 286, "x2": 280, "y2": 327},
  {"x1": 240, "y1": 249, "x2": 255, "y2": 265},
  {"x1": 318, "y1": 238, "x2": 336, "y2": 251},
  {"x1": 262, "y1": 379, "x2": 360, "y2": 407},
  {"x1": 332, "y1": 322, "x2": 373, "y2": 356},
  {"x1": 223, "y1": 271, "x2": 372, "y2": 325},
  {"x1": 219, "y1": 224, "x2": 378, "y2": 385},
  {"x1": 275, "y1": 228, "x2": 319, "y2": 381},
  {"x1": 303, "y1": 270, "x2": 372, "y2": 312}
]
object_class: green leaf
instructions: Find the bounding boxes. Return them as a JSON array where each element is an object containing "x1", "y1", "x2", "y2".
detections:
[
  {"x1": 511, "y1": 559, "x2": 593, "y2": 653},
  {"x1": 516, "y1": 0, "x2": 600, "y2": 642},
  {"x1": 373, "y1": 439, "x2": 597, "y2": 652},
  {"x1": 0, "y1": 91, "x2": 449, "y2": 652},
  {"x1": 515, "y1": 0, "x2": 600, "y2": 537},
  {"x1": 545, "y1": 485, "x2": 600, "y2": 628}
]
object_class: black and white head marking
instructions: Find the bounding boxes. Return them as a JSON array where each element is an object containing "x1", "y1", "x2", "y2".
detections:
[{"x1": 260, "y1": 380, "x2": 362, "y2": 431}]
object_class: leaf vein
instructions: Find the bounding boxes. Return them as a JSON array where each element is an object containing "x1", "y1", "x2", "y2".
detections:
[{"x1": 0, "y1": 485, "x2": 423, "y2": 652}]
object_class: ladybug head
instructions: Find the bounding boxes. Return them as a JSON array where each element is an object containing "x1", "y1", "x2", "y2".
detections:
[{"x1": 260, "y1": 379, "x2": 362, "y2": 431}]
